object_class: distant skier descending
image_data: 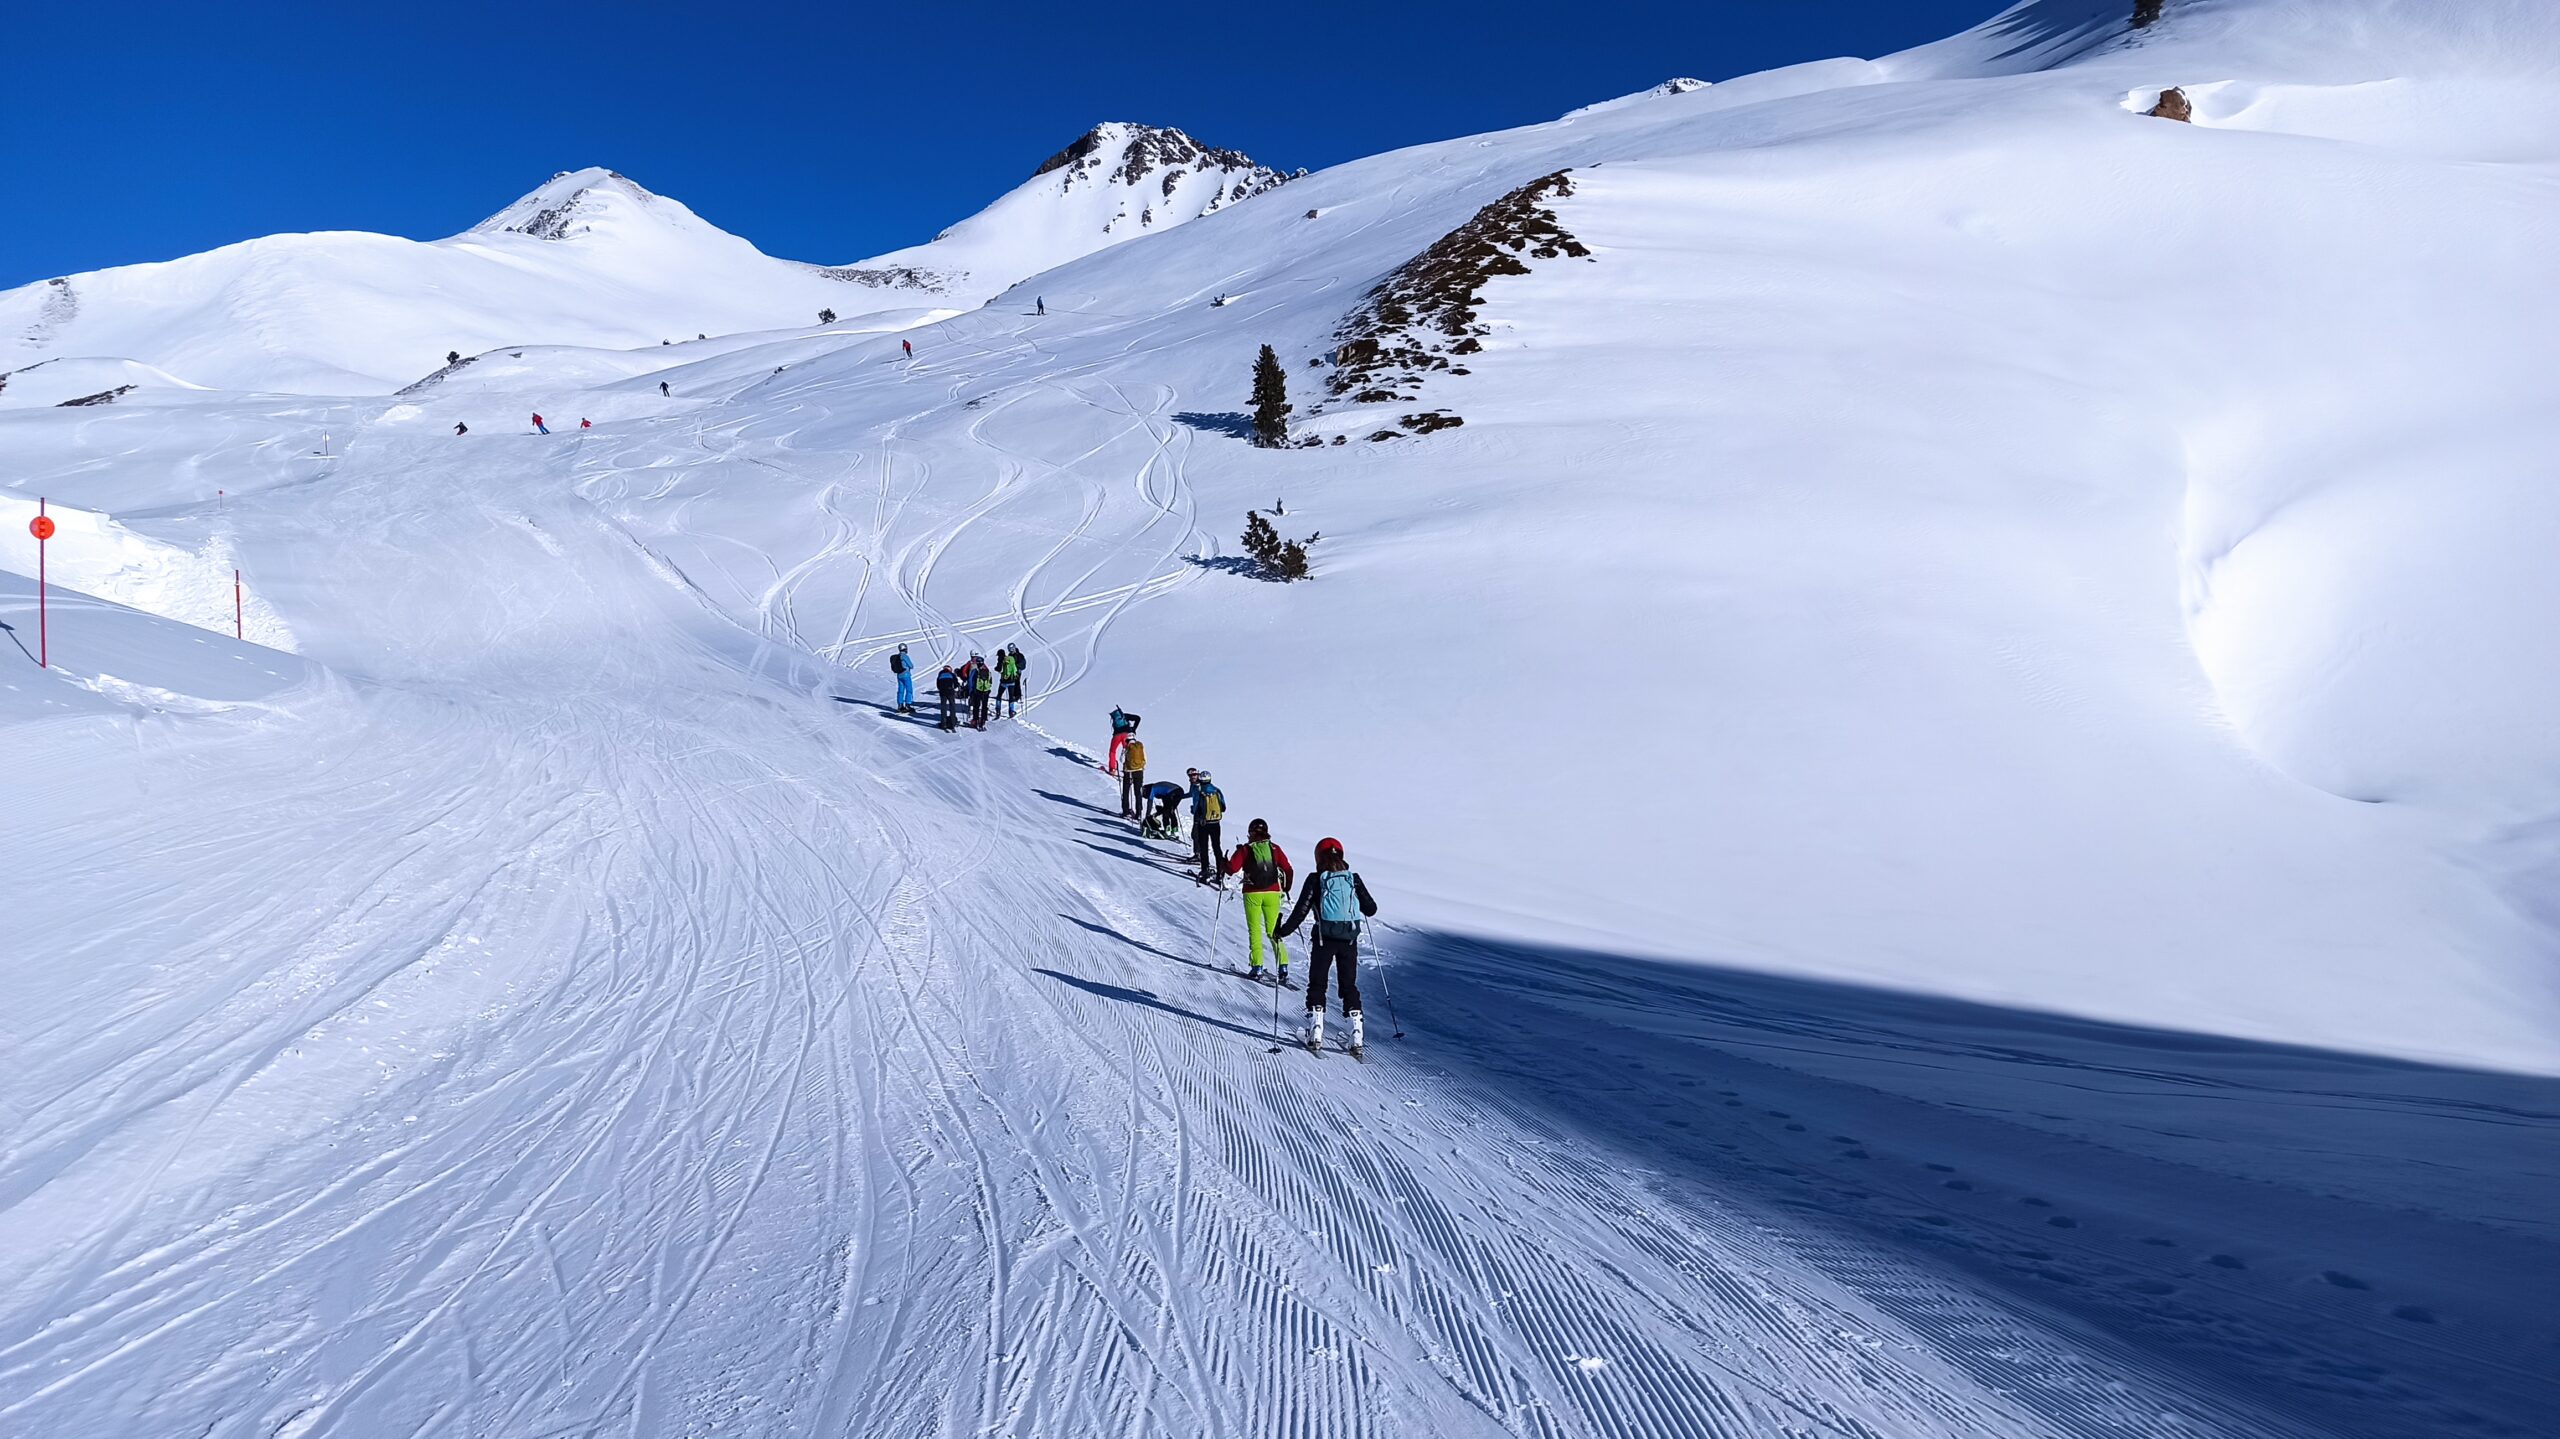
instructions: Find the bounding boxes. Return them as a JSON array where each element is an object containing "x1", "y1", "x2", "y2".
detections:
[
  {"x1": 531, "y1": 412, "x2": 548, "y2": 435},
  {"x1": 1226, "y1": 819, "x2": 1294, "y2": 983},
  {"x1": 659, "y1": 380, "x2": 670, "y2": 397},
  {"x1": 935, "y1": 664, "x2": 960, "y2": 731},
  {"x1": 890, "y1": 643, "x2": 914, "y2": 713},
  {"x1": 453, "y1": 422, "x2": 468, "y2": 436},
  {"x1": 901, "y1": 339, "x2": 913, "y2": 360},
  {"x1": 1275, "y1": 837, "x2": 1378, "y2": 1053}
]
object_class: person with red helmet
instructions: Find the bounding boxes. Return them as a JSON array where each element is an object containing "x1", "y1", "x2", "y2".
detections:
[{"x1": 1274, "y1": 836, "x2": 1379, "y2": 1053}]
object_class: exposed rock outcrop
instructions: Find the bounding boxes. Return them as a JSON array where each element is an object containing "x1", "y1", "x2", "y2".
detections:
[{"x1": 1324, "y1": 169, "x2": 1593, "y2": 425}]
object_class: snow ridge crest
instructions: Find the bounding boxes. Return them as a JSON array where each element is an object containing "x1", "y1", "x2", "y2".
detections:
[{"x1": 472, "y1": 167, "x2": 682, "y2": 242}]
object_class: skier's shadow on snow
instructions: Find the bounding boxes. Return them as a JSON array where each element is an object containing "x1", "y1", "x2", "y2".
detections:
[
  {"x1": 1076, "y1": 821, "x2": 1155, "y2": 849},
  {"x1": 1035, "y1": 787, "x2": 1114, "y2": 815},
  {"x1": 831, "y1": 696, "x2": 936, "y2": 728},
  {"x1": 1042, "y1": 747, "x2": 1097, "y2": 769},
  {"x1": 1067, "y1": 836, "x2": 1192, "y2": 878},
  {"x1": 1055, "y1": 913, "x2": 1217, "y2": 972},
  {"x1": 1035, "y1": 968, "x2": 1270, "y2": 1044}
]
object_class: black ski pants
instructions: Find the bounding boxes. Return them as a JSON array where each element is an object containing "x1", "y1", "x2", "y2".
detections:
[
  {"x1": 1304, "y1": 932, "x2": 1361, "y2": 1015},
  {"x1": 1193, "y1": 820, "x2": 1223, "y2": 879},
  {"x1": 938, "y1": 693, "x2": 957, "y2": 729},
  {"x1": 1120, "y1": 768, "x2": 1145, "y2": 817},
  {"x1": 970, "y1": 689, "x2": 990, "y2": 726}
]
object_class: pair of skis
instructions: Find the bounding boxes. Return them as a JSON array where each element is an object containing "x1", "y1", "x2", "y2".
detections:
[
  {"x1": 1237, "y1": 967, "x2": 1366, "y2": 1060},
  {"x1": 1299, "y1": 1033, "x2": 1367, "y2": 1062}
]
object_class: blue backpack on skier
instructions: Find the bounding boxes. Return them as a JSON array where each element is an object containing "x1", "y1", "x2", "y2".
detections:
[{"x1": 1316, "y1": 870, "x2": 1364, "y2": 942}]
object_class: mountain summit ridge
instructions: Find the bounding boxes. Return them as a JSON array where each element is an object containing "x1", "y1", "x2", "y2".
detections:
[{"x1": 0, "y1": 120, "x2": 1289, "y2": 394}]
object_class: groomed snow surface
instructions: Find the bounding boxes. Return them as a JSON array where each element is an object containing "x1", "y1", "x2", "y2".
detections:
[{"x1": 4, "y1": 2, "x2": 2558, "y2": 1435}]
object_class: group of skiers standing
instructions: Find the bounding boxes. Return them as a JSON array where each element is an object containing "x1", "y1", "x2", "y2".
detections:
[
  {"x1": 1107, "y1": 707, "x2": 1382, "y2": 1054},
  {"x1": 889, "y1": 643, "x2": 1025, "y2": 731}
]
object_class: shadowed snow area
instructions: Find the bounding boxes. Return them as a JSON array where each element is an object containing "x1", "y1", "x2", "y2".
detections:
[{"x1": 3, "y1": 1, "x2": 2558, "y2": 1435}]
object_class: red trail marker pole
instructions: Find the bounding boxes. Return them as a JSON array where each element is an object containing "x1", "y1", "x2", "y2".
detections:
[
  {"x1": 235, "y1": 569, "x2": 244, "y2": 640},
  {"x1": 29, "y1": 499, "x2": 54, "y2": 668}
]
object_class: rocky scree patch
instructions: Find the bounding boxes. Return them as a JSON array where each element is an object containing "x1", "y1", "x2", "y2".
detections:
[{"x1": 1323, "y1": 169, "x2": 1591, "y2": 434}]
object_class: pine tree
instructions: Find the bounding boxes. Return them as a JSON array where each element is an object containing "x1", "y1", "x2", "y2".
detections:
[
  {"x1": 1250, "y1": 345, "x2": 1290, "y2": 448},
  {"x1": 1240, "y1": 512, "x2": 1318, "y2": 581},
  {"x1": 1242, "y1": 510, "x2": 1282, "y2": 567},
  {"x1": 818, "y1": 308, "x2": 838, "y2": 324}
]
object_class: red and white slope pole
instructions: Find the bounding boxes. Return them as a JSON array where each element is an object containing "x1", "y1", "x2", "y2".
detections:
[
  {"x1": 29, "y1": 498, "x2": 54, "y2": 669},
  {"x1": 235, "y1": 569, "x2": 244, "y2": 640}
]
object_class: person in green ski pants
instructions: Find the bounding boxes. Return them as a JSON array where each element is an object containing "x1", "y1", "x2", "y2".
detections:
[{"x1": 1224, "y1": 818, "x2": 1295, "y2": 983}]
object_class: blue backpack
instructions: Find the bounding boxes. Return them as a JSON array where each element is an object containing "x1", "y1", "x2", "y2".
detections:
[{"x1": 1317, "y1": 870, "x2": 1364, "y2": 940}]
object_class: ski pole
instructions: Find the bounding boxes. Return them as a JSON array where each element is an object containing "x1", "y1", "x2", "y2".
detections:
[
  {"x1": 1368, "y1": 925, "x2": 1406, "y2": 1039},
  {"x1": 1268, "y1": 905, "x2": 1286, "y2": 1050}
]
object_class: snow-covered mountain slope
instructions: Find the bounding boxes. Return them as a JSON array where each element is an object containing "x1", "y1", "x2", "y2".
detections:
[
  {"x1": 5, "y1": 2, "x2": 2559, "y2": 1435},
  {"x1": 847, "y1": 122, "x2": 1295, "y2": 301},
  {"x1": 0, "y1": 123, "x2": 1290, "y2": 398},
  {"x1": 0, "y1": 168, "x2": 927, "y2": 394}
]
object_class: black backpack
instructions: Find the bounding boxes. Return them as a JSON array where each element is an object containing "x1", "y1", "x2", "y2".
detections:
[{"x1": 1239, "y1": 841, "x2": 1281, "y2": 889}]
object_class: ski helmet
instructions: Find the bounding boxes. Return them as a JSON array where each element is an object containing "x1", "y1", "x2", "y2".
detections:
[
  {"x1": 1315, "y1": 837, "x2": 1344, "y2": 861},
  {"x1": 1247, "y1": 818, "x2": 1269, "y2": 840}
]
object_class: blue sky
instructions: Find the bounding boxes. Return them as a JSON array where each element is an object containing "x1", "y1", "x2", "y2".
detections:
[{"x1": 5, "y1": 1, "x2": 2003, "y2": 287}]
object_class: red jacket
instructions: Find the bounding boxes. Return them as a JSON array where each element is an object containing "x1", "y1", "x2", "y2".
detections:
[{"x1": 1226, "y1": 842, "x2": 1292, "y2": 893}]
